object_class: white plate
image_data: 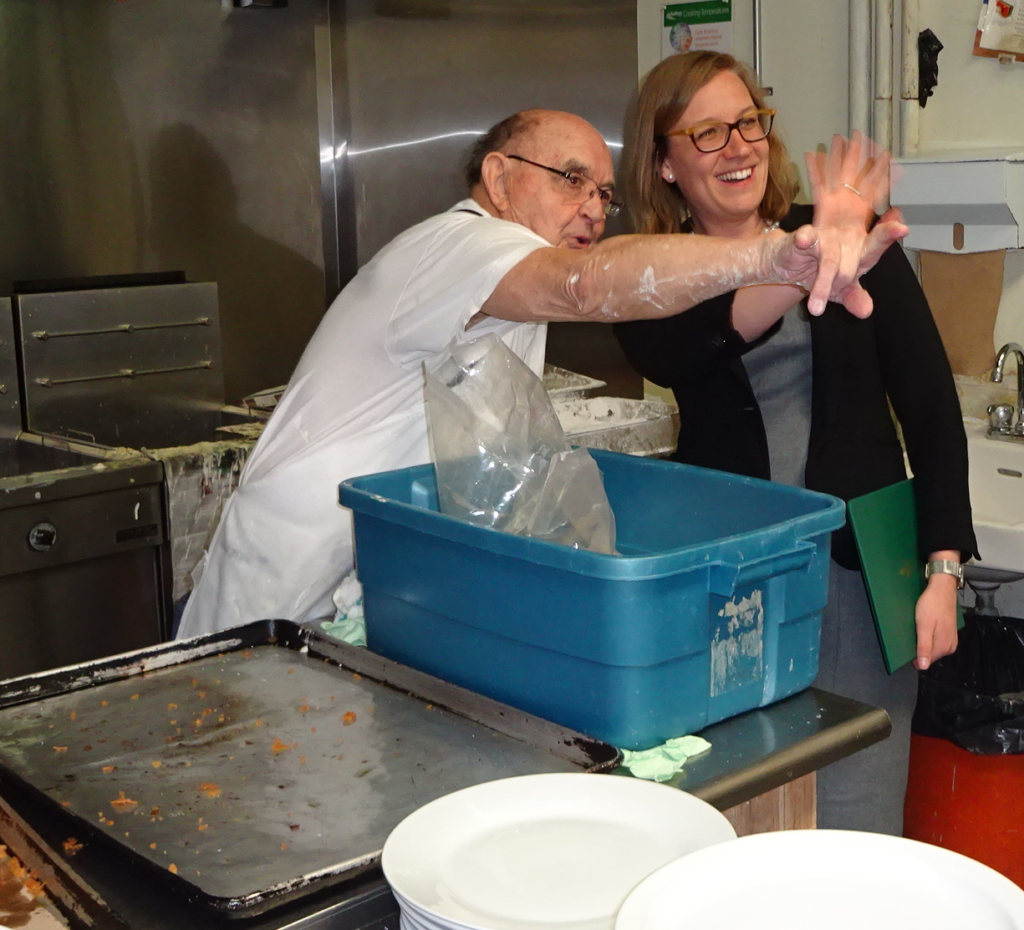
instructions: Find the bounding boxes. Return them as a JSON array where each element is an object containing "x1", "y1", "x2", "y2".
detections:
[
  {"x1": 393, "y1": 889, "x2": 457, "y2": 930},
  {"x1": 615, "y1": 829, "x2": 1024, "y2": 930},
  {"x1": 382, "y1": 773, "x2": 737, "y2": 930}
]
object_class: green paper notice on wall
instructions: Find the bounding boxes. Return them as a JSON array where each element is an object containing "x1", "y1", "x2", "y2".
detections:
[{"x1": 662, "y1": 1, "x2": 733, "y2": 60}]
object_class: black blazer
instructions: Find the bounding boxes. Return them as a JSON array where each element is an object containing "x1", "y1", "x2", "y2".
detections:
[{"x1": 614, "y1": 204, "x2": 978, "y2": 570}]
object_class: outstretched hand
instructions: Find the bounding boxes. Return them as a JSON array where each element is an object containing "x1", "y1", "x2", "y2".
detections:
[{"x1": 772, "y1": 133, "x2": 908, "y2": 316}]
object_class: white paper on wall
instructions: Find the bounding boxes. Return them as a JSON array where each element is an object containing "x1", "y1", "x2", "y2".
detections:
[{"x1": 975, "y1": 0, "x2": 1024, "y2": 60}]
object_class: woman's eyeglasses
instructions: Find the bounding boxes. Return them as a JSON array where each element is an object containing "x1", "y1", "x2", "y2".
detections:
[{"x1": 664, "y1": 109, "x2": 775, "y2": 154}]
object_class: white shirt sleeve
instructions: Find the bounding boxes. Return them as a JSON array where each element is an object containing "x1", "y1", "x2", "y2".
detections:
[{"x1": 385, "y1": 212, "x2": 548, "y2": 368}]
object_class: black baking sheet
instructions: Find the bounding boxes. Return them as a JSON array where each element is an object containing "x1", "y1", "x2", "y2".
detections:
[{"x1": 0, "y1": 621, "x2": 620, "y2": 917}]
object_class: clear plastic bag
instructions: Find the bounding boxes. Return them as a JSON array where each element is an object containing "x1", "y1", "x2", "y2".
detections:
[{"x1": 424, "y1": 334, "x2": 616, "y2": 554}]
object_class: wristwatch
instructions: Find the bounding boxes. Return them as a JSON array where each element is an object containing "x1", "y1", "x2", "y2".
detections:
[{"x1": 924, "y1": 559, "x2": 964, "y2": 589}]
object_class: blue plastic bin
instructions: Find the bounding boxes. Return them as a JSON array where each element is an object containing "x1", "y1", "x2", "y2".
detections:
[{"x1": 339, "y1": 450, "x2": 845, "y2": 750}]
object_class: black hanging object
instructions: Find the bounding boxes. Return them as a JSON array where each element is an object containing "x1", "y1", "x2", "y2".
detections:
[{"x1": 918, "y1": 28, "x2": 943, "y2": 108}]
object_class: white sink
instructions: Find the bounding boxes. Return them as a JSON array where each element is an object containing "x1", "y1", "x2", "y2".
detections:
[{"x1": 965, "y1": 418, "x2": 1024, "y2": 578}]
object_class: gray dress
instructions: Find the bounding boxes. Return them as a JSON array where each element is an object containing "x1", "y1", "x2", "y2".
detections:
[{"x1": 742, "y1": 303, "x2": 918, "y2": 836}]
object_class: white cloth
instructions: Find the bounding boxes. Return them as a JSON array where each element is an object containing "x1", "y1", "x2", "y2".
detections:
[{"x1": 178, "y1": 200, "x2": 549, "y2": 638}]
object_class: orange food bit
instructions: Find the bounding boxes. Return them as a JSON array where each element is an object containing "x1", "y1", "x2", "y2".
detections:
[
  {"x1": 198, "y1": 783, "x2": 221, "y2": 799},
  {"x1": 198, "y1": 823, "x2": 208, "y2": 832},
  {"x1": 110, "y1": 791, "x2": 138, "y2": 812},
  {"x1": 342, "y1": 712, "x2": 357, "y2": 726},
  {"x1": 169, "y1": 863, "x2": 178, "y2": 874},
  {"x1": 102, "y1": 765, "x2": 115, "y2": 773},
  {"x1": 271, "y1": 738, "x2": 291, "y2": 754},
  {"x1": 310, "y1": 727, "x2": 317, "y2": 733},
  {"x1": 299, "y1": 704, "x2": 310, "y2": 713},
  {"x1": 62, "y1": 838, "x2": 83, "y2": 855},
  {"x1": 69, "y1": 710, "x2": 77, "y2": 721},
  {"x1": 53, "y1": 746, "x2": 68, "y2": 753},
  {"x1": 152, "y1": 760, "x2": 162, "y2": 769},
  {"x1": 130, "y1": 694, "x2": 140, "y2": 701},
  {"x1": 100, "y1": 700, "x2": 108, "y2": 707},
  {"x1": 167, "y1": 703, "x2": 178, "y2": 710},
  {"x1": 149, "y1": 842, "x2": 157, "y2": 850},
  {"x1": 299, "y1": 756, "x2": 306, "y2": 764}
]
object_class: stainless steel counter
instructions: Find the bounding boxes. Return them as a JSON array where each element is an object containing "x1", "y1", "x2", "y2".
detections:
[
  {"x1": 653, "y1": 687, "x2": 890, "y2": 811},
  {"x1": 0, "y1": 685, "x2": 888, "y2": 929}
]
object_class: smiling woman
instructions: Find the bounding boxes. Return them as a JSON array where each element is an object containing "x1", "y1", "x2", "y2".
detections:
[{"x1": 614, "y1": 50, "x2": 977, "y2": 838}]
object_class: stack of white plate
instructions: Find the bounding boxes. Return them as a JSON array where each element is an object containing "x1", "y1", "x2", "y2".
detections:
[
  {"x1": 615, "y1": 829, "x2": 1024, "y2": 930},
  {"x1": 381, "y1": 773, "x2": 737, "y2": 930}
]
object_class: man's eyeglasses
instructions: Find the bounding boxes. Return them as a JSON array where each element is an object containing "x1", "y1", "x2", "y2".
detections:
[
  {"x1": 507, "y1": 154, "x2": 622, "y2": 217},
  {"x1": 664, "y1": 108, "x2": 775, "y2": 154}
]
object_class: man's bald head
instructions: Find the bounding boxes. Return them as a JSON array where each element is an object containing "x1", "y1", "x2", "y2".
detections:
[{"x1": 465, "y1": 109, "x2": 608, "y2": 189}]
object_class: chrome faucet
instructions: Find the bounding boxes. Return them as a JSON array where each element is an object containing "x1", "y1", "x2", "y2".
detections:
[{"x1": 989, "y1": 343, "x2": 1024, "y2": 441}]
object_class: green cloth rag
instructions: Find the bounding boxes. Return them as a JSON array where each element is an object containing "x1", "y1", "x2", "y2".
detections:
[
  {"x1": 320, "y1": 607, "x2": 367, "y2": 647},
  {"x1": 619, "y1": 735, "x2": 712, "y2": 782}
]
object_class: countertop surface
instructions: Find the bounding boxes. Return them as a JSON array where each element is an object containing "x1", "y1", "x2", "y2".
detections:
[
  {"x1": 0, "y1": 685, "x2": 889, "y2": 930},
  {"x1": 0, "y1": 437, "x2": 163, "y2": 509}
]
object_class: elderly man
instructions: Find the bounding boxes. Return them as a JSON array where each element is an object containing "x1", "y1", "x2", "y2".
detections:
[{"x1": 178, "y1": 109, "x2": 902, "y2": 638}]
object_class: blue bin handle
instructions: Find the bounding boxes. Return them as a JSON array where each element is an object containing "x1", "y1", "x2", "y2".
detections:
[{"x1": 709, "y1": 540, "x2": 815, "y2": 597}]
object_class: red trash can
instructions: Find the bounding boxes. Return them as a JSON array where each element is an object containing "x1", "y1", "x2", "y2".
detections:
[{"x1": 904, "y1": 733, "x2": 1024, "y2": 888}]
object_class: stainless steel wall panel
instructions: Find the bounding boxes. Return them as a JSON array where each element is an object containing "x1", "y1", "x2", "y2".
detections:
[
  {"x1": 0, "y1": 0, "x2": 327, "y2": 402},
  {"x1": 340, "y1": 0, "x2": 637, "y2": 264}
]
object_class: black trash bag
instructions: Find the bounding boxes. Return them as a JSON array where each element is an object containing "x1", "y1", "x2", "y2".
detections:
[{"x1": 912, "y1": 610, "x2": 1024, "y2": 755}]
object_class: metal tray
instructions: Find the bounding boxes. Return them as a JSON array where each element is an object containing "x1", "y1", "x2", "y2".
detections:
[{"x1": 0, "y1": 621, "x2": 620, "y2": 918}]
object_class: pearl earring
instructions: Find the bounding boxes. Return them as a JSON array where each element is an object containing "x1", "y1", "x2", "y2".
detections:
[{"x1": 665, "y1": 172, "x2": 675, "y2": 182}]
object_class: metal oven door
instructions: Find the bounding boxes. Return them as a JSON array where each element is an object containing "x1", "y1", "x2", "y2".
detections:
[{"x1": 0, "y1": 483, "x2": 168, "y2": 680}]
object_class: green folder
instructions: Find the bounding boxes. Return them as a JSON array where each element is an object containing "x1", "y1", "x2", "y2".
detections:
[{"x1": 847, "y1": 479, "x2": 963, "y2": 674}]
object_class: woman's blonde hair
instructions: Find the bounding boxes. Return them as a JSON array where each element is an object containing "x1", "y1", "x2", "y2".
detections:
[{"x1": 622, "y1": 51, "x2": 799, "y2": 235}]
